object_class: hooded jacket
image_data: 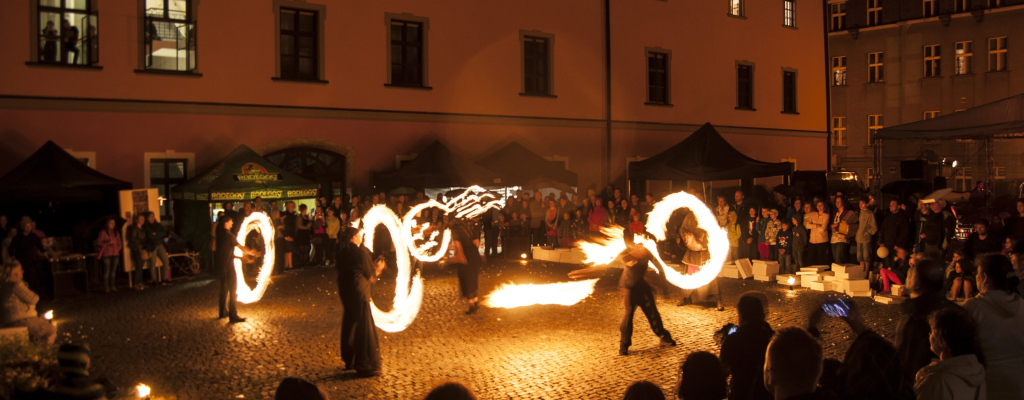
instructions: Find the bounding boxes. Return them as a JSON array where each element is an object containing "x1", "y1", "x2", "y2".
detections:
[
  {"x1": 913, "y1": 354, "x2": 987, "y2": 400},
  {"x1": 963, "y1": 291, "x2": 1024, "y2": 399}
]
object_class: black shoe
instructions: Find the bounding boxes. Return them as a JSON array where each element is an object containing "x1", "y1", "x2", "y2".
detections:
[
  {"x1": 228, "y1": 317, "x2": 247, "y2": 323},
  {"x1": 465, "y1": 303, "x2": 479, "y2": 315},
  {"x1": 355, "y1": 370, "x2": 380, "y2": 377},
  {"x1": 619, "y1": 344, "x2": 629, "y2": 356},
  {"x1": 716, "y1": 301, "x2": 725, "y2": 312},
  {"x1": 660, "y1": 337, "x2": 677, "y2": 347}
]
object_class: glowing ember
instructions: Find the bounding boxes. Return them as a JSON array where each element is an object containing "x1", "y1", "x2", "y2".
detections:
[
  {"x1": 136, "y1": 383, "x2": 151, "y2": 398},
  {"x1": 787, "y1": 276, "x2": 796, "y2": 285},
  {"x1": 43, "y1": 310, "x2": 53, "y2": 320},
  {"x1": 233, "y1": 212, "x2": 276, "y2": 304},
  {"x1": 483, "y1": 279, "x2": 599, "y2": 308},
  {"x1": 362, "y1": 205, "x2": 424, "y2": 332},
  {"x1": 520, "y1": 253, "x2": 527, "y2": 259},
  {"x1": 643, "y1": 191, "x2": 730, "y2": 290}
]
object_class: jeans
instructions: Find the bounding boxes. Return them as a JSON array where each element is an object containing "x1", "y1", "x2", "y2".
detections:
[
  {"x1": 100, "y1": 255, "x2": 119, "y2": 291},
  {"x1": 831, "y1": 242, "x2": 849, "y2": 264},
  {"x1": 778, "y1": 251, "x2": 793, "y2": 275},
  {"x1": 147, "y1": 244, "x2": 169, "y2": 282},
  {"x1": 856, "y1": 241, "x2": 873, "y2": 263},
  {"x1": 793, "y1": 248, "x2": 805, "y2": 270},
  {"x1": 130, "y1": 248, "x2": 145, "y2": 286},
  {"x1": 219, "y1": 268, "x2": 239, "y2": 318}
]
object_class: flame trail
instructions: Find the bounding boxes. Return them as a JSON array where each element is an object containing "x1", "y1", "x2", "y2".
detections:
[
  {"x1": 233, "y1": 212, "x2": 276, "y2": 304},
  {"x1": 363, "y1": 205, "x2": 424, "y2": 332},
  {"x1": 643, "y1": 191, "x2": 730, "y2": 289},
  {"x1": 483, "y1": 279, "x2": 600, "y2": 308}
]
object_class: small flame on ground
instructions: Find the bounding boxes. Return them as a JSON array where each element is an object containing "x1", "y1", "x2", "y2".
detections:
[
  {"x1": 520, "y1": 253, "x2": 527, "y2": 259},
  {"x1": 483, "y1": 279, "x2": 599, "y2": 308},
  {"x1": 43, "y1": 310, "x2": 53, "y2": 320},
  {"x1": 787, "y1": 276, "x2": 796, "y2": 285},
  {"x1": 136, "y1": 383, "x2": 151, "y2": 398}
]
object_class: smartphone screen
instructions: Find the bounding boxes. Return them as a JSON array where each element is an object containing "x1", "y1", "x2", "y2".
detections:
[
  {"x1": 821, "y1": 298, "x2": 850, "y2": 318},
  {"x1": 728, "y1": 326, "x2": 738, "y2": 335}
]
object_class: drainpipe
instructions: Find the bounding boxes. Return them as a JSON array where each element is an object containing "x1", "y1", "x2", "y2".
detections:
[
  {"x1": 823, "y1": 2, "x2": 832, "y2": 172},
  {"x1": 603, "y1": 0, "x2": 612, "y2": 186}
]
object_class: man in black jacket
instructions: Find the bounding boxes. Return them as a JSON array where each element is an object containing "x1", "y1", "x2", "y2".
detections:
[
  {"x1": 879, "y1": 199, "x2": 910, "y2": 269},
  {"x1": 919, "y1": 201, "x2": 954, "y2": 262}
]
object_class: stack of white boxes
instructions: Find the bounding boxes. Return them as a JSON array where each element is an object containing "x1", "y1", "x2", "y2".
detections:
[
  {"x1": 797, "y1": 265, "x2": 828, "y2": 288},
  {"x1": 874, "y1": 294, "x2": 907, "y2": 304},
  {"x1": 809, "y1": 271, "x2": 836, "y2": 291},
  {"x1": 752, "y1": 260, "x2": 779, "y2": 282},
  {"x1": 831, "y1": 264, "x2": 873, "y2": 297},
  {"x1": 735, "y1": 259, "x2": 754, "y2": 280},
  {"x1": 718, "y1": 261, "x2": 740, "y2": 279}
]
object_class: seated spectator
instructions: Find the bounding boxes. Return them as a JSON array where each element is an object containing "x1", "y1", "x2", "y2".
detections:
[
  {"x1": 896, "y1": 257, "x2": 960, "y2": 388},
  {"x1": 1, "y1": 260, "x2": 56, "y2": 344},
  {"x1": 423, "y1": 382, "x2": 477, "y2": 400},
  {"x1": 913, "y1": 308, "x2": 986, "y2": 400},
  {"x1": 50, "y1": 343, "x2": 108, "y2": 400},
  {"x1": 877, "y1": 246, "x2": 910, "y2": 294},
  {"x1": 622, "y1": 380, "x2": 666, "y2": 400},
  {"x1": 963, "y1": 219, "x2": 1001, "y2": 262},
  {"x1": 947, "y1": 251, "x2": 975, "y2": 302},
  {"x1": 764, "y1": 327, "x2": 831, "y2": 400},
  {"x1": 274, "y1": 377, "x2": 328, "y2": 400},
  {"x1": 963, "y1": 254, "x2": 1024, "y2": 399},
  {"x1": 677, "y1": 351, "x2": 728, "y2": 400},
  {"x1": 720, "y1": 293, "x2": 773, "y2": 400}
]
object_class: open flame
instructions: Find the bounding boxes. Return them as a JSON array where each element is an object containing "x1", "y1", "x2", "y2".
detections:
[
  {"x1": 136, "y1": 383, "x2": 151, "y2": 398},
  {"x1": 575, "y1": 225, "x2": 627, "y2": 266},
  {"x1": 644, "y1": 191, "x2": 730, "y2": 290},
  {"x1": 483, "y1": 279, "x2": 599, "y2": 308},
  {"x1": 233, "y1": 212, "x2": 276, "y2": 304},
  {"x1": 363, "y1": 205, "x2": 424, "y2": 332},
  {"x1": 43, "y1": 310, "x2": 53, "y2": 320},
  {"x1": 787, "y1": 276, "x2": 796, "y2": 285}
]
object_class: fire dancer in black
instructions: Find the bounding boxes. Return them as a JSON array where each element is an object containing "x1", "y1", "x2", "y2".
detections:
[
  {"x1": 335, "y1": 226, "x2": 384, "y2": 377},
  {"x1": 573, "y1": 230, "x2": 676, "y2": 355}
]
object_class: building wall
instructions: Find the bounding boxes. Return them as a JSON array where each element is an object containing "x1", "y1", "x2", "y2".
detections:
[
  {"x1": 0, "y1": 0, "x2": 827, "y2": 196},
  {"x1": 828, "y1": 1, "x2": 1024, "y2": 188}
]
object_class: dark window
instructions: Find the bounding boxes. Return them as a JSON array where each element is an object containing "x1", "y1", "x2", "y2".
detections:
[
  {"x1": 279, "y1": 8, "x2": 318, "y2": 80},
  {"x1": 143, "y1": 0, "x2": 196, "y2": 72},
  {"x1": 647, "y1": 52, "x2": 669, "y2": 104},
  {"x1": 150, "y1": 159, "x2": 188, "y2": 220},
  {"x1": 782, "y1": 71, "x2": 797, "y2": 113},
  {"x1": 390, "y1": 20, "x2": 424, "y2": 87},
  {"x1": 523, "y1": 36, "x2": 550, "y2": 95},
  {"x1": 737, "y1": 64, "x2": 753, "y2": 109},
  {"x1": 37, "y1": 0, "x2": 99, "y2": 65}
]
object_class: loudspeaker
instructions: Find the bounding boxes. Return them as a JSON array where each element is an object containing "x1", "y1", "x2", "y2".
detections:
[{"x1": 901, "y1": 160, "x2": 926, "y2": 180}]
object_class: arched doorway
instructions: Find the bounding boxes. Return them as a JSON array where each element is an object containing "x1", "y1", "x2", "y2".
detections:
[{"x1": 264, "y1": 147, "x2": 347, "y2": 198}]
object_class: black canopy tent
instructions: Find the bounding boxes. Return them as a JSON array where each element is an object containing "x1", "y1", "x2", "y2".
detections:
[
  {"x1": 0, "y1": 141, "x2": 131, "y2": 247},
  {"x1": 872, "y1": 94, "x2": 1024, "y2": 196},
  {"x1": 170, "y1": 145, "x2": 320, "y2": 260},
  {"x1": 373, "y1": 140, "x2": 501, "y2": 190},
  {"x1": 628, "y1": 122, "x2": 794, "y2": 183},
  {"x1": 476, "y1": 141, "x2": 578, "y2": 188}
]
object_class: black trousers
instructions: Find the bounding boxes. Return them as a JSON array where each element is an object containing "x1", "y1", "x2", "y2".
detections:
[
  {"x1": 218, "y1": 269, "x2": 239, "y2": 318},
  {"x1": 339, "y1": 297, "x2": 382, "y2": 372},
  {"x1": 807, "y1": 243, "x2": 829, "y2": 266},
  {"x1": 484, "y1": 228, "x2": 498, "y2": 256},
  {"x1": 620, "y1": 281, "x2": 672, "y2": 347}
]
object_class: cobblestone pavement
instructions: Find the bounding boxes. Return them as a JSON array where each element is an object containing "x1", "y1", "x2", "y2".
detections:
[{"x1": 48, "y1": 259, "x2": 903, "y2": 400}]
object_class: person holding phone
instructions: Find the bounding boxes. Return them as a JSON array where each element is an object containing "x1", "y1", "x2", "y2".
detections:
[{"x1": 720, "y1": 293, "x2": 773, "y2": 400}]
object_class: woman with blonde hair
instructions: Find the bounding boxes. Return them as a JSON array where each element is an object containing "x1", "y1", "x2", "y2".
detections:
[{"x1": 1, "y1": 260, "x2": 56, "y2": 344}]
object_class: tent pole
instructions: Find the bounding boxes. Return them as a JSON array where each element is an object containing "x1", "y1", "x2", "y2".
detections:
[{"x1": 986, "y1": 138, "x2": 994, "y2": 207}]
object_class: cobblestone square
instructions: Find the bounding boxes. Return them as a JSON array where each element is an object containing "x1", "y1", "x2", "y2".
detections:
[{"x1": 50, "y1": 260, "x2": 902, "y2": 399}]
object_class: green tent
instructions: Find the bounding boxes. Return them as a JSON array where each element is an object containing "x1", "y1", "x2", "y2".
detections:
[{"x1": 171, "y1": 144, "x2": 320, "y2": 202}]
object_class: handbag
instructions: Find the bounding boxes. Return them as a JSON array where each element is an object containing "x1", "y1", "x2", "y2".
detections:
[
  {"x1": 140, "y1": 249, "x2": 151, "y2": 261},
  {"x1": 838, "y1": 221, "x2": 850, "y2": 236}
]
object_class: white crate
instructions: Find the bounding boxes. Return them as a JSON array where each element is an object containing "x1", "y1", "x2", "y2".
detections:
[
  {"x1": 801, "y1": 274, "x2": 819, "y2": 287},
  {"x1": 849, "y1": 290, "x2": 874, "y2": 298},
  {"x1": 874, "y1": 294, "x2": 907, "y2": 304},
  {"x1": 804, "y1": 265, "x2": 830, "y2": 272},
  {"x1": 845, "y1": 279, "x2": 871, "y2": 292},
  {"x1": 719, "y1": 267, "x2": 740, "y2": 279},
  {"x1": 754, "y1": 275, "x2": 774, "y2": 282},
  {"x1": 736, "y1": 259, "x2": 754, "y2": 279},
  {"x1": 809, "y1": 281, "x2": 833, "y2": 291}
]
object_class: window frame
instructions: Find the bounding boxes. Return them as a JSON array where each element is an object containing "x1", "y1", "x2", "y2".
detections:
[
  {"x1": 923, "y1": 0, "x2": 938, "y2": 18},
  {"x1": 832, "y1": 116, "x2": 847, "y2": 147},
  {"x1": 955, "y1": 40, "x2": 974, "y2": 75},
  {"x1": 828, "y1": 2, "x2": 846, "y2": 32},
  {"x1": 866, "y1": 0, "x2": 882, "y2": 27},
  {"x1": 735, "y1": 62, "x2": 755, "y2": 110},
  {"x1": 31, "y1": 0, "x2": 100, "y2": 66},
  {"x1": 989, "y1": 37, "x2": 1007, "y2": 72},
  {"x1": 782, "y1": 69, "x2": 798, "y2": 114},
  {"x1": 868, "y1": 52, "x2": 884, "y2": 83},
  {"x1": 149, "y1": 158, "x2": 189, "y2": 220},
  {"x1": 923, "y1": 111, "x2": 940, "y2": 120},
  {"x1": 728, "y1": 0, "x2": 745, "y2": 17},
  {"x1": 831, "y1": 56, "x2": 847, "y2": 86},
  {"x1": 385, "y1": 13, "x2": 430, "y2": 89},
  {"x1": 138, "y1": 0, "x2": 198, "y2": 73},
  {"x1": 645, "y1": 48, "x2": 671, "y2": 106},
  {"x1": 954, "y1": 0, "x2": 970, "y2": 13},
  {"x1": 988, "y1": 0, "x2": 1002, "y2": 7},
  {"x1": 519, "y1": 30, "x2": 555, "y2": 97},
  {"x1": 868, "y1": 114, "x2": 884, "y2": 142},
  {"x1": 923, "y1": 44, "x2": 941, "y2": 77},
  {"x1": 272, "y1": 0, "x2": 326, "y2": 83},
  {"x1": 783, "y1": 0, "x2": 796, "y2": 27}
]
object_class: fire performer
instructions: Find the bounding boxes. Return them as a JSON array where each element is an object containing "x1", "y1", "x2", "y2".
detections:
[
  {"x1": 573, "y1": 230, "x2": 676, "y2": 355},
  {"x1": 448, "y1": 220, "x2": 482, "y2": 315},
  {"x1": 216, "y1": 217, "x2": 259, "y2": 323},
  {"x1": 335, "y1": 226, "x2": 385, "y2": 377}
]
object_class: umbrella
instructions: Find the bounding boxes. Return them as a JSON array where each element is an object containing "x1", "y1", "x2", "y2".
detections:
[{"x1": 921, "y1": 188, "x2": 953, "y2": 204}]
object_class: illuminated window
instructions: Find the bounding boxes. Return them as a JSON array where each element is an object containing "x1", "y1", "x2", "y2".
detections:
[
  {"x1": 989, "y1": 37, "x2": 1007, "y2": 72},
  {"x1": 389, "y1": 19, "x2": 427, "y2": 87},
  {"x1": 924, "y1": 44, "x2": 941, "y2": 77},
  {"x1": 729, "y1": 0, "x2": 744, "y2": 17},
  {"x1": 521, "y1": 33, "x2": 553, "y2": 96},
  {"x1": 783, "y1": 0, "x2": 796, "y2": 27},
  {"x1": 35, "y1": 0, "x2": 99, "y2": 65},
  {"x1": 867, "y1": 0, "x2": 882, "y2": 26},
  {"x1": 832, "y1": 117, "x2": 847, "y2": 147},
  {"x1": 868, "y1": 52, "x2": 884, "y2": 83},
  {"x1": 923, "y1": 0, "x2": 938, "y2": 17},
  {"x1": 142, "y1": 0, "x2": 195, "y2": 72},
  {"x1": 829, "y1": 2, "x2": 846, "y2": 31},
  {"x1": 150, "y1": 159, "x2": 188, "y2": 219},
  {"x1": 923, "y1": 111, "x2": 940, "y2": 120},
  {"x1": 955, "y1": 0, "x2": 970, "y2": 13},
  {"x1": 736, "y1": 63, "x2": 754, "y2": 109},
  {"x1": 646, "y1": 51, "x2": 670, "y2": 105},
  {"x1": 782, "y1": 70, "x2": 797, "y2": 113},
  {"x1": 955, "y1": 41, "x2": 973, "y2": 75},
  {"x1": 831, "y1": 56, "x2": 846, "y2": 86},
  {"x1": 868, "y1": 114, "x2": 884, "y2": 141}
]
